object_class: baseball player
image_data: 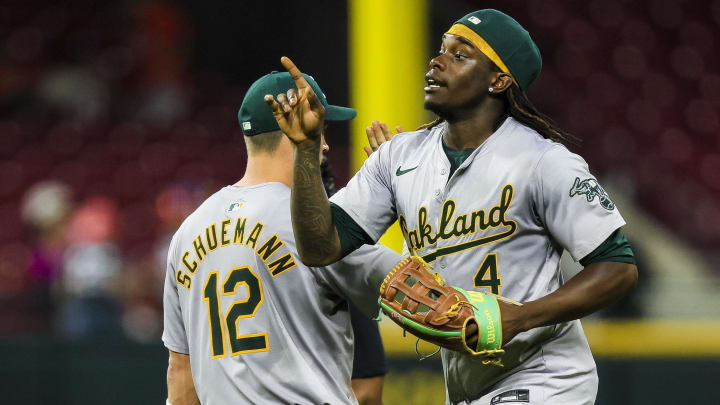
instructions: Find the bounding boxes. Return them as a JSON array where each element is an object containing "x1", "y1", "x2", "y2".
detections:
[
  {"x1": 162, "y1": 71, "x2": 401, "y2": 404},
  {"x1": 266, "y1": 9, "x2": 638, "y2": 405}
]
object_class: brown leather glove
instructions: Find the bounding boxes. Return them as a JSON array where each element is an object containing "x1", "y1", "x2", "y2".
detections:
[{"x1": 379, "y1": 256, "x2": 520, "y2": 365}]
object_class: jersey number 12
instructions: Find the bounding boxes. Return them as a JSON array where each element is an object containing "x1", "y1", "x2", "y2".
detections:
[{"x1": 203, "y1": 266, "x2": 268, "y2": 358}]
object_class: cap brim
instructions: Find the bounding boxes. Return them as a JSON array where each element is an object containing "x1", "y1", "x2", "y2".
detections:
[{"x1": 325, "y1": 105, "x2": 357, "y2": 121}]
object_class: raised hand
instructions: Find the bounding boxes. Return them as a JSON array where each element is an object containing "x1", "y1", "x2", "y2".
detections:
[
  {"x1": 264, "y1": 56, "x2": 325, "y2": 144},
  {"x1": 363, "y1": 120, "x2": 404, "y2": 157}
]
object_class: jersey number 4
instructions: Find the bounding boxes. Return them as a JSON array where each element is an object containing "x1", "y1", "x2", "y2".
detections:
[
  {"x1": 473, "y1": 253, "x2": 502, "y2": 294},
  {"x1": 203, "y1": 266, "x2": 268, "y2": 358}
]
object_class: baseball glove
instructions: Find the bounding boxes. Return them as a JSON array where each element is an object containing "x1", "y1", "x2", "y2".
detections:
[{"x1": 379, "y1": 256, "x2": 518, "y2": 365}]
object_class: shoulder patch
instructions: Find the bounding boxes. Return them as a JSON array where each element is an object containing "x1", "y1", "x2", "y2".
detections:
[
  {"x1": 569, "y1": 177, "x2": 615, "y2": 210},
  {"x1": 227, "y1": 201, "x2": 244, "y2": 213}
]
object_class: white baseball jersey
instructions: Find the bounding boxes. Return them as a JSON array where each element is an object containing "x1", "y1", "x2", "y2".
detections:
[
  {"x1": 162, "y1": 183, "x2": 401, "y2": 405},
  {"x1": 331, "y1": 118, "x2": 625, "y2": 404}
]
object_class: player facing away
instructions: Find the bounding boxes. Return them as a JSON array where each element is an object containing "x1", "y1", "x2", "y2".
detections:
[
  {"x1": 162, "y1": 71, "x2": 402, "y2": 405},
  {"x1": 265, "y1": 9, "x2": 638, "y2": 405}
]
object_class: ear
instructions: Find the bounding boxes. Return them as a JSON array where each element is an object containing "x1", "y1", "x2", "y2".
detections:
[{"x1": 489, "y1": 73, "x2": 513, "y2": 94}]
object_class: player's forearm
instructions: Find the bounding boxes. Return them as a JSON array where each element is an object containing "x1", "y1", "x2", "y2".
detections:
[
  {"x1": 352, "y1": 376, "x2": 385, "y2": 405},
  {"x1": 167, "y1": 351, "x2": 200, "y2": 405},
  {"x1": 517, "y1": 261, "x2": 638, "y2": 332},
  {"x1": 292, "y1": 140, "x2": 342, "y2": 266}
]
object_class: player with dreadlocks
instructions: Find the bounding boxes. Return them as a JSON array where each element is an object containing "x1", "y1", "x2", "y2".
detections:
[{"x1": 267, "y1": 9, "x2": 638, "y2": 405}]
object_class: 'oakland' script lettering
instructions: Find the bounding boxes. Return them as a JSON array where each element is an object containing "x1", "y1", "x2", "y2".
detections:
[{"x1": 399, "y1": 184, "x2": 516, "y2": 252}]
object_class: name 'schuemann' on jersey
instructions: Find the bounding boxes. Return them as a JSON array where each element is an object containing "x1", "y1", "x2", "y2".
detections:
[{"x1": 162, "y1": 183, "x2": 399, "y2": 405}]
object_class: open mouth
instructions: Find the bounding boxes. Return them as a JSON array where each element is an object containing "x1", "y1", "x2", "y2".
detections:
[{"x1": 424, "y1": 77, "x2": 446, "y2": 92}]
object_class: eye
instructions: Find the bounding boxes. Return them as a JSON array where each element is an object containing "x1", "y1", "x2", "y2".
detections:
[{"x1": 454, "y1": 51, "x2": 467, "y2": 60}]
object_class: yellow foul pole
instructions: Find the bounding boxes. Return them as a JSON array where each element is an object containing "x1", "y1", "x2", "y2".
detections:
[{"x1": 349, "y1": 0, "x2": 429, "y2": 252}]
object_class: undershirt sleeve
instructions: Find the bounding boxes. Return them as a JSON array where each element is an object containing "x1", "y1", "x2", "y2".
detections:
[
  {"x1": 331, "y1": 202, "x2": 374, "y2": 258},
  {"x1": 579, "y1": 227, "x2": 636, "y2": 267},
  {"x1": 329, "y1": 140, "x2": 397, "y2": 242}
]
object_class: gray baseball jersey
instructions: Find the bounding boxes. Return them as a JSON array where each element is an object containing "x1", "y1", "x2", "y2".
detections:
[
  {"x1": 331, "y1": 118, "x2": 625, "y2": 405},
  {"x1": 162, "y1": 183, "x2": 400, "y2": 405}
]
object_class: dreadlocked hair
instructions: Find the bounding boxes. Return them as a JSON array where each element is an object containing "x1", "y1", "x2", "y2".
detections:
[
  {"x1": 415, "y1": 61, "x2": 580, "y2": 146},
  {"x1": 505, "y1": 84, "x2": 580, "y2": 146},
  {"x1": 416, "y1": 117, "x2": 443, "y2": 131}
]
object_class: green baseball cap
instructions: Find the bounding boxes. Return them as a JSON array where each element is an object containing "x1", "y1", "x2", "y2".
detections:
[
  {"x1": 238, "y1": 71, "x2": 357, "y2": 136},
  {"x1": 446, "y1": 9, "x2": 542, "y2": 91}
]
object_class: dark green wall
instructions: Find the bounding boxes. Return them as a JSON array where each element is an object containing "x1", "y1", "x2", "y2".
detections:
[
  {"x1": 0, "y1": 339, "x2": 167, "y2": 404},
  {"x1": 1, "y1": 339, "x2": 718, "y2": 404}
]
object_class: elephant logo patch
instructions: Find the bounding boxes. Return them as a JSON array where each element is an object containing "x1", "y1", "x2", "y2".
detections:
[{"x1": 569, "y1": 177, "x2": 615, "y2": 210}]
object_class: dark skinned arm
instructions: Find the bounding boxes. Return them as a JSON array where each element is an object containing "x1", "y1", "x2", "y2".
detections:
[
  {"x1": 292, "y1": 140, "x2": 343, "y2": 265},
  {"x1": 352, "y1": 376, "x2": 385, "y2": 405},
  {"x1": 499, "y1": 261, "x2": 638, "y2": 345},
  {"x1": 264, "y1": 57, "x2": 341, "y2": 266}
]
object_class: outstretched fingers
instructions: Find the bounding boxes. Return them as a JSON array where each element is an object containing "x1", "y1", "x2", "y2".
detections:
[
  {"x1": 276, "y1": 92, "x2": 291, "y2": 113},
  {"x1": 264, "y1": 94, "x2": 281, "y2": 115},
  {"x1": 286, "y1": 88, "x2": 298, "y2": 107},
  {"x1": 366, "y1": 125, "x2": 380, "y2": 151},
  {"x1": 365, "y1": 120, "x2": 399, "y2": 155},
  {"x1": 280, "y1": 56, "x2": 307, "y2": 88},
  {"x1": 280, "y1": 56, "x2": 325, "y2": 113},
  {"x1": 264, "y1": 95, "x2": 288, "y2": 125}
]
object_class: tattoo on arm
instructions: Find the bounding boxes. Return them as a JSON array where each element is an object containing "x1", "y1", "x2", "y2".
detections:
[{"x1": 292, "y1": 141, "x2": 341, "y2": 265}]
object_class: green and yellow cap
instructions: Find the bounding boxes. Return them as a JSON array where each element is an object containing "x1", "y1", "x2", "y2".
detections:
[
  {"x1": 446, "y1": 9, "x2": 542, "y2": 91},
  {"x1": 238, "y1": 71, "x2": 357, "y2": 136}
]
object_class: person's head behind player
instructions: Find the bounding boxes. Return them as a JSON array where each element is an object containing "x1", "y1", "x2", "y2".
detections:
[
  {"x1": 238, "y1": 71, "x2": 357, "y2": 157},
  {"x1": 423, "y1": 9, "x2": 576, "y2": 144}
]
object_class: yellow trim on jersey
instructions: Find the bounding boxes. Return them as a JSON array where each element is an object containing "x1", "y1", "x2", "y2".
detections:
[
  {"x1": 193, "y1": 235, "x2": 207, "y2": 262},
  {"x1": 233, "y1": 217, "x2": 247, "y2": 244},
  {"x1": 222, "y1": 266, "x2": 268, "y2": 356},
  {"x1": 267, "y1": 253, "x2": 297, "y2": 277},
  {"x1": 205, "y1": 224, "x2": 219, "y2": 251},
  {"x1": 220, "y1": 219, "x2": 232, "y2": 246},
  {"x1": 445, "y1": 24, "x2": 519, "y2": 88},
  {"x1": 203, "y1": 271, "x2": 227, "y2": 359},
  {"x1": 182, "y1": 251, "x2": 197, "y2": 274},
  {"x1": 175, "y1": 269, "x2": 191, "y2": 290},
  {"x1": 245, "y1": 222, "x2": 264, "y2": 249},
  {"x1": 256, "y1": 234, "x2": 285, "y2": 263},
  {"x1": 229, "y1": 333, "x2": 269, "y2": 356},
  {"x1": 473, "y1": 252, "x2": 502, "y2": 295}
]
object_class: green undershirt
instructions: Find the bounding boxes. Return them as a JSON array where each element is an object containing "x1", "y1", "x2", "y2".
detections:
[
  {"x1": 331, "y1": 202, "x2": 374, "y2": 258},
  {"x1": 579, "y1": 228, "x2": 636, "y2": 266},
  {"x1": 442, "y1": 139, "x2": 475, "y2": 178}
]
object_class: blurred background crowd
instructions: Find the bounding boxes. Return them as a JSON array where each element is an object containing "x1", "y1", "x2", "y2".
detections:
[
  {"x1": 1, "y1": 0, "x2": 720, "y2": 402},
  {"x1": 0, "y1": 0, "x2": 361, "y2": 342},
  {"x1": 1, "y1": 0, "x2": 236, "y2": 341}
]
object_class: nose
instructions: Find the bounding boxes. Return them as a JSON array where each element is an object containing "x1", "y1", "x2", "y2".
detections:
[{"x1": 428, "y1": 54, "x2": 445, "y2": 71}]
